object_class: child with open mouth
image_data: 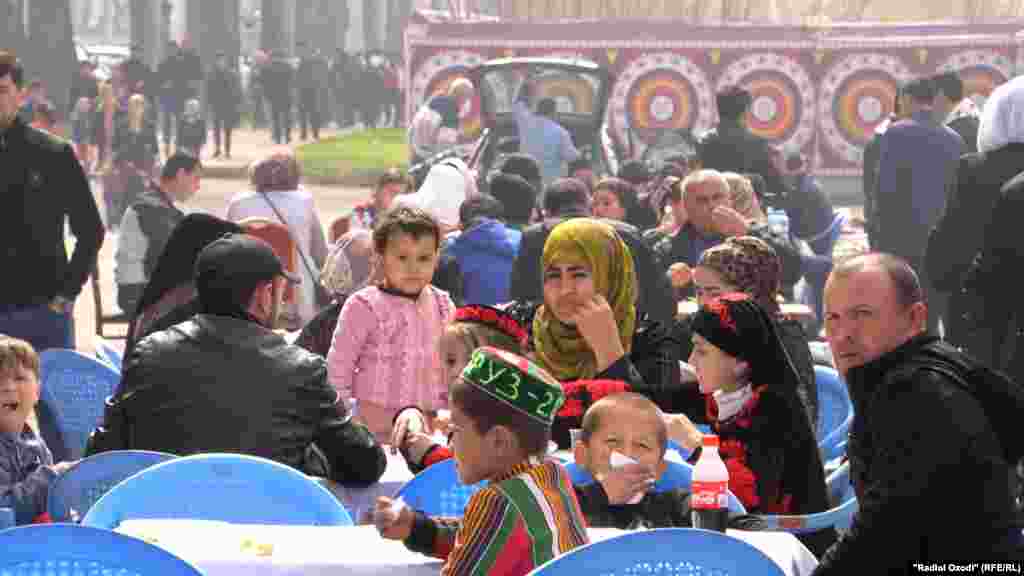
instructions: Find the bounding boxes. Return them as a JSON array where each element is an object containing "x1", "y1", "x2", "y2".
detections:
[{"x1": 0, "y1": 336, "x2": 77, "y2": 525}]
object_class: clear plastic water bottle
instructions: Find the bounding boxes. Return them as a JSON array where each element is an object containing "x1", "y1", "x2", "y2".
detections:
[{"x1": 691, "y1": 435, "x2": 729, "y2": 532}]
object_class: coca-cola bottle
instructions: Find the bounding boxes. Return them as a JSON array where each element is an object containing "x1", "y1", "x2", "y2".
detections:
[{"x1": 690, "y1": 435, "x2": 730, "y2": 532}]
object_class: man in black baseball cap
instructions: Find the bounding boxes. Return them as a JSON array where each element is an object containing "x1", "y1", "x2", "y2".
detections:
[
  {"x1": 89, "y1": 231, "x2": 387, "y2": 487},
  {"x1": 194, "y1": 233, "x2": 300, "y2": 329}
]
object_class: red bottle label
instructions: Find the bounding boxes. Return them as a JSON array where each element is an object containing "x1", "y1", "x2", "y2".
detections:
[{"x1": 691, "y1": 481, "x2": 728, "y2": 510}]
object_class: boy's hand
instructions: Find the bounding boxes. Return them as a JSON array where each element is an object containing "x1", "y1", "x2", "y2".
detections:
[
  {"x1": 50, "y1": 460, "x2": 78, "y2": 475},
  {"x1": 391, "y1": 408, "x2": 428, "y2": 454},
  {"x1": 664, "y1": 413, "x2": 704, "y2": 452},
  {"x1": 374, "y1": 496, "x2": 414, "y2": 540},
  {"x1": 668, "y1": 263, "x2": 693, "y2": 289},
  {"x1": 596, "y1": 463, "x2": 655, "y2": 506}
]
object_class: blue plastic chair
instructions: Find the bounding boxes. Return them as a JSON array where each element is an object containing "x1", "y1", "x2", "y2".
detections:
[
  {"x1": 815, "y1": 365, "x2": 854, "y2": 461},
  {"x1": 562, "y1": 461, "x2": 748, "y2": 514},
  {"x1": 82, "y1": 453, "x2": 353, "y2": 528},
  {"x1": 48, "y1": 450, "x2": 176, "y2": 522},
  {"x1": 751, "y1": 496, "x2": 859, "y2": 534},
  {"x1": 93, "y1": 336, "x2": 124, "y2": 371},
  {"x1": 394, "y1": 458, "x2": 488, "y2": 517},
  {"x1": 826, "y1": 460, "x2": 855, "y2": 507},
  {"x1": 38, "y1": 349, "x2": 122, "y2": 461},
  {"x1": 0, "y1": 524, "x2": 204, "y2": 575},
  {"x1": 526, "y1": 527, "x2": 785, "y2": 575}
]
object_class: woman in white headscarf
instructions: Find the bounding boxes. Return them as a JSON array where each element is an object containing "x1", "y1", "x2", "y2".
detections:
[
  {"x1": 926, "y1": 75, "x2": 1024, "y2": 365},
  {"x1": 393, "y1": 157, "x2": 475, "y2": 232}
]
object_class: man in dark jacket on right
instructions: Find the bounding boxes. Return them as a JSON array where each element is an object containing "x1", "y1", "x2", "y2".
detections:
[
  {"x1": 697, "y1": 85, "x2": 784, "y2": 198},
  {"x1": 92, "y1": 234, "x2": 386, "y2": 487},
  {"x1": 816, "y1": 253, "x2": 1020, "y2": 574}
]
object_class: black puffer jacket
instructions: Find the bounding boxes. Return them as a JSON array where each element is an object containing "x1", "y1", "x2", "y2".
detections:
[
  {"x1": 89, "y1": 314, "x2": 386, "y2": 487},
  {"x1": 814, "y1": 334, "x2": 1019, "y2": 574}
]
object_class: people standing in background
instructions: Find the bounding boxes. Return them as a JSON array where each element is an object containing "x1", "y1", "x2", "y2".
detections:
[
  {"x1": 111, "y1": 94, "x2": 159, "y2": 229},
  {"x1": 0, "y1": 51, "x2": 105, "y2": 352},
  {"x1": 933, "y1": 70, "x2": 980, "y2": 154},
  {"x1": 513, "y1": 74, "x2": 580, "y2": 187},
  {"x1": 16, "y1": 78, "x2": 45, "y2": 124},
  {"x1": 872, "y1": 76, "x2": 964, "y2": 334},
  {"x1": 265, "y1": 49, "x2": 294, "y2": 145},
  {"x1": 68, "y1": 60, "x2": 98, "y2": 117},
  {"x1": 119, "y1": 44, "x2": 152, "y2": 104},
  {"x1": 407, "y1": 78, "x2": 475, "y2": 164},
  {"x1": 115, "y1": 153, "x2": 199, "y2": 316},
  {"x1": 296, "y1": 42, "x2": 326, "y2": 141},
  {"x1": 157, "y1": 41, "x2": 184, "y2": 156},
  {"x1": 698, "y1": 86, "x2": 784, "y2": 199},
  {"x1": 861, "y1": 86, "x2": 906, "y2": 249},
  {"x1": 176, "y1": 98, "x2": 205, "y2": 159},
  {"x1": 206, "y1": 51, "x2": 241, "y2": 159}
]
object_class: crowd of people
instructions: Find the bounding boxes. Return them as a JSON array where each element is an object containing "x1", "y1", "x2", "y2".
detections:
[{"x1": 1, "y1": 43, "x2": 1023, "y2": 574}]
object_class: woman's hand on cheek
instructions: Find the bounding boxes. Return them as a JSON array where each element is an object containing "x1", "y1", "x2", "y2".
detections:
[{"x1": 574, "y1": 295, "x2": 626, "y2": 373}]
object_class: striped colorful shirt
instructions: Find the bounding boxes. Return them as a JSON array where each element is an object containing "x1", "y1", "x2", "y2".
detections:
[{"x1": 406, "y1": 459, "x2": 590, "y2": 576}]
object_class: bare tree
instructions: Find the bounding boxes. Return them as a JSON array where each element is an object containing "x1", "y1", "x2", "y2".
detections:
[{"x1": 23, "y1": 0, "x2": 75, "y2": 114}]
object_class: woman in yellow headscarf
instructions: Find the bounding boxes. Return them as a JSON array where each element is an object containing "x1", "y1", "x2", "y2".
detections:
[
  {"x1": 508, "y1": 218, "x2": 683, "y2": 447},
  {"x1": 532, "y1": 218, "x2": 637, "y2": 381}
]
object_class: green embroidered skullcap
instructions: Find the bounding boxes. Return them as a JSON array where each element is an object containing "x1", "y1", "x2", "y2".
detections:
[{"x1": 460, "y1": 346, "x2": 565, "y2": 426}]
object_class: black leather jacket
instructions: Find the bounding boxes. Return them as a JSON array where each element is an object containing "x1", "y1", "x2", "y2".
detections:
[{"x1": 88, "y1": 314, "x2": 386, "y2": 487}]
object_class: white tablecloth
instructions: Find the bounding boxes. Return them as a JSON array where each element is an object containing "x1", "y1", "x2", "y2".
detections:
[
  {"x1": 114, "y1": 522, "x2": 818, "y2": 576},
  {"x1": 317, "y1": 450, "x2": 414, "y2": 524}
]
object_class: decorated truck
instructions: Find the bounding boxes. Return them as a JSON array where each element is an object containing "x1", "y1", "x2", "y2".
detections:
[{"x1": 403, "y1": 12, "x2": 1023, "y2": 175}]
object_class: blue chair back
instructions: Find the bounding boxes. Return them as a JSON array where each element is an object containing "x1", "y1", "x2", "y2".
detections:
[
  {"x1": 394, "y1": 458, "x2": 487, "y2": 517},
  {"x1": 0, "y1": 524, "x2": 204, "y2": 575},
  {"x1": 826, "y1": 460, "x2": 855, "y2": 507},
  {"x1": 562, "y1": 461, "x2": 748, "y2": 514},
  {"x1": 526, "y1": 528, "x2": 785, "y2": 575},
  {"x1": 751, "y1": 496, "x2": 859, "y2": 534},
  {"x1": 82, "y1": 453, "x2": 353, "y2": 528},
  {"x1": 815, "y1": 365, "x2": 854, "y2": 461},
  {"x1": 807, "y1": 211, "x2": 847, "y2": 257},
  {"x1": 48, "y1": 450, "x2": 176, "y2": 522},
  {"x1": 39, "y1": 349, "x2": 122, "y2": 461},
  {"x1": 93, "y1": 336, "x2": 124, "y2": 371}
]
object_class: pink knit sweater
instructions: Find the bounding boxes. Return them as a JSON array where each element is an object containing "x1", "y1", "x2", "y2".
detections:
[{"x1": 327, "y1": 285, "x2": 455, "y2": 426}]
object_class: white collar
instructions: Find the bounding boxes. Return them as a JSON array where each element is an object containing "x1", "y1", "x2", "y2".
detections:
[{"x1": 713, "y1": 384, "x2": 753, "y2": 422}]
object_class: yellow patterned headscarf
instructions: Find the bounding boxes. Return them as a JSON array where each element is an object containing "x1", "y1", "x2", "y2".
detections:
[{"x1": 533, "y1": 218, "x2": 637, "y2": 381}]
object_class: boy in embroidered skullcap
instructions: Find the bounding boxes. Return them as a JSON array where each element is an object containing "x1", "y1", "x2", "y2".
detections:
[
  {"x1": 375, "y1": 347, "x2": 589, "y2": 576},
  {"x1": 393, "y1": 305, "x2": 528, "y2": 473}
]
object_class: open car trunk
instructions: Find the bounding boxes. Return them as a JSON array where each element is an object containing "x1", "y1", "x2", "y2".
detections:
[{"x1": 471, "y1": 58, "x2": 612, "y2": 177}]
